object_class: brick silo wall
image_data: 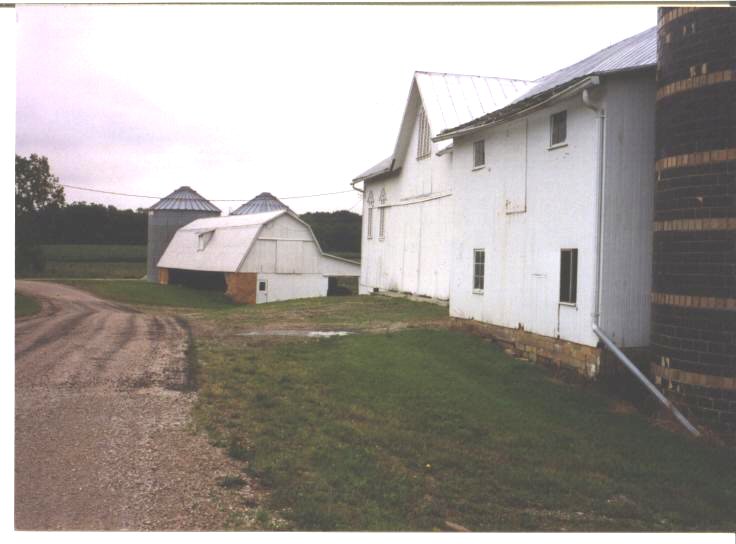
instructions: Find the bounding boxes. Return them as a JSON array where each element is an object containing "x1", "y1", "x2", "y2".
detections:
[{"x1": 651, "y1": 7, "x2": 736, "y2": 430}]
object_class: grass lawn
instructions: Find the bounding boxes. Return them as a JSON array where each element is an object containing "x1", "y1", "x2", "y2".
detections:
[
  {"x1": 44, "y1": 279, "x2": 736, "y2": 531},
  {"x1": 15, "y1": 291, "x2": 41, "y2": 318},
  {"x1": 40, "y1": 244, "x2": 146, "y2": 262},
  {"x1": 60, "y1": 280, "x2": 234, "y2": 310},
  {"x1": 18, "y1": 245, "x2": 147, "y2": 279},
  {"x1": 192, "y1": 329, "x2": 736, "y2": 531}
]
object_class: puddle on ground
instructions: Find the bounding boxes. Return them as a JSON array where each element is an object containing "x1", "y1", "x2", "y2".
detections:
[{"x1": 237, "y1": 330, "x2": 354, "y2": 338}]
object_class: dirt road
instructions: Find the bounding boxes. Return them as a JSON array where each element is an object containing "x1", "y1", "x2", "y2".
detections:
[{"x1": 15, "y1": 280, "x2": 258, "y2": 530}]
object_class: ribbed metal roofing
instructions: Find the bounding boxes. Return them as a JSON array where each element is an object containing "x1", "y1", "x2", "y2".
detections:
[
  {"x1": 416, "y1": 71, "x2": 535, "y2": 136},
  {"x1": 231, "y1": 192, "x2": 291, "y2": 215},
  {"x1": 353, "y1": 71, "x2": 534, "y2": 182},
  {"x1": 437, "y1": 26, "x2": 657, "y2": 140},
  {"x1": 514, "y1": 26, "x2": 657, "y2": 102},
  {"x1": 354, "y1": 156, "x2": 395, "y2": 183},
  {"x1": 149, "y1": 186, "x2": 221, "y2": 213}
]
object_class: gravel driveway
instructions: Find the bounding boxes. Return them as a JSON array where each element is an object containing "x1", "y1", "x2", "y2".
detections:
[{"x1": 15, "y1": 280, "x2": 259, "y2": 530}]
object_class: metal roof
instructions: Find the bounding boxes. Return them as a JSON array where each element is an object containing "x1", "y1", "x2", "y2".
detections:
[
  {"x1": 157, "y1": 210, "x2": 361, "y2": 274},
  {"x1": 157, "y1": 211, "x2": 287, "y2": 272},
  {"x1": 231, "y1": 192, "x2": 291, "y2": 215},
  {"x1": 149, "y1": 186, "x2": 221, "y2": 213},
  {"x1": 436, "y1": 26, "x2": 657, "y2": 140},
  {"x1": 353, "y1": 71, "x2": 534, "y2": 183},
  {"x1": 514, "y1": 26, "x2": 657, "y2": 102},
  {"x1": 416, "y1": 71, "x2": 535, "y2": 136},
  {"x1": 354, "y1": 156, "x2": 394, "y2": 183}
]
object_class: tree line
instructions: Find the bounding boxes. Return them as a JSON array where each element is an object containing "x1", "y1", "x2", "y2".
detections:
[{"x1": 16, "y1": 154, "x2": 362, "y2": 271}]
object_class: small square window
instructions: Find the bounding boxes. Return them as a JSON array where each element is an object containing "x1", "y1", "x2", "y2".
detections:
[
  {"x1": 473, "y1": 249, "x2": 485, "y2": 292},
  {"x1": 550, "y1": 111, "x2": 567, "y2": 146},
  {"x1": 473, "y1": 140, "x2": 485, "y2": 168},
  {"x1": 197, "y1": 230, "x2": 214, "y2": 251},
  {"x1": 259, "y1": 281, "x2": 267, "y2": 292},
  {"x1": 559, "y1": 249, "x2": 578, "y2": 304}
]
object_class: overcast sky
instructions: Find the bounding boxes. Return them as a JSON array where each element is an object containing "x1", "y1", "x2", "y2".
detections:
[{"x1": 15, "y1": 4, "x2": 657, "y2": 215}]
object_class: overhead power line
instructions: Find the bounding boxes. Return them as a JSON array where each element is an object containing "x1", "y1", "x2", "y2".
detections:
[{"x1": 60, "y1": 183, "x2": 355, "y2": 202}]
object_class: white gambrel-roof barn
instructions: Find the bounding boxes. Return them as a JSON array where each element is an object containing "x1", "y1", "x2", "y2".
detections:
[{"x1": 157, "y1": 209, "x2": 359, "y2": 304}]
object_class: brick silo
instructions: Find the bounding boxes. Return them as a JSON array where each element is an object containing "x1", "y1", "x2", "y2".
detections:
[{"x1": 651, "y1": 7, "x2": 736, "y2": 430}]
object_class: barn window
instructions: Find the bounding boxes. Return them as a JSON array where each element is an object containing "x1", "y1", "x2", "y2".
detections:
[
  {"x1": 366, "y1": 191, "x2": 374, "y2": 240},
  {"x1": 473, "y1": 249, "x2": 485, "y2": 293},
  {"x1": 197, "y1": 230, "x2": 214, "y2": 251},
  {"x1": 259, "y1": 280, "x2": 267, "y2": 292},
  {"x1": 550, "y1": 110, "x2": 567, "y2": 147},
  {"x1": 559, "y1": 248, "x2": 578, "y2": 304},
  {"x1": 417, "y1": 106, "x2": 431, "y2": 160},
  {"x1": 473, "y1": 140, "x2": 485, "y2": 168},
  {"x1": 379, "y1": 189, "x2": 387, "y2": 240}
]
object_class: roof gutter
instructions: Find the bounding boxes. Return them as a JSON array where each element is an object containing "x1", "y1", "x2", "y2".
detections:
[{"x1": 434, "y1": 75, "x2": 601, "y2": 142}]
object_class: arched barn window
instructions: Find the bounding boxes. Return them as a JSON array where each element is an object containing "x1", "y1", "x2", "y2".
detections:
[
  {"x1": 366, "y1": 191, "x2": 374, "y2": 240},
  {"x1": 379, "y1": 188, "x2": 387, "y2": 240}
]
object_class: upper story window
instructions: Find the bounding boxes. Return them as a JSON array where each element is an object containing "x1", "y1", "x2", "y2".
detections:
[
  {"x1": 366, "y1": 191, "x2": 374, "y2": 240},
  {"x1": 379, "y1": 188, "x2": 387, "y2": 240},
  {"x1": 559, "y1": 248, "x2": 578, "y2": 304},
  {"x1": 417, "y1": 106, "x2": 431, "y2": 160},
  {"x1": 550, "y1": 110, "x2": 567, "y2": 147},
  {"x1": 473, "y1": 249, "x2": 485, "y2": 293},
  {"x1": 473, "y1": 140, "x2": 486, "y2": 168}
]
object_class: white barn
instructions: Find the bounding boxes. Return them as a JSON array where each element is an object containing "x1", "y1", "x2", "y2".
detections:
[
  {"x1": 352, "y1": 71, "x2": 534, "y2": 301},
  {"x1": 437, "y1": 27, "x2": 657, "y2": 374},
  {"x1": 157, "y1": 210, "x2": 360, "y2": 304},
  {"x1": 354, "y1": 27, "x2": 659, "y2": 374}
]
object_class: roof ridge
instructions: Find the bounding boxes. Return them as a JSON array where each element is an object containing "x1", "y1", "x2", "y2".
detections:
[
  {"x1": 415, "y1": 69, "x2": 533, "y2": 83},
  {"x1": 528, "y1": 25, "x2": 656, "y2": 84}
]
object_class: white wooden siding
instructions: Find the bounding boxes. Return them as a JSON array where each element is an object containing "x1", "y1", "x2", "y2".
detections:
[{"x1": 598, "y1": 71, "x2": 656, "y2": 347}]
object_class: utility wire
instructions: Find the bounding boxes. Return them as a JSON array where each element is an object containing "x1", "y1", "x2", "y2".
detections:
[{"x1": 60, "y1": 183, "x2": 355, "y2": 201}]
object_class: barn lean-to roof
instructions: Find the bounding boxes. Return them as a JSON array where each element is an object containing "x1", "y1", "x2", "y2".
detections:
[
  {"x1": 435, "y1": 26, "x2": 657, "y2": 141},
  {"x1": 352, "y1": 71, "x2": 534, "y2": 183}
]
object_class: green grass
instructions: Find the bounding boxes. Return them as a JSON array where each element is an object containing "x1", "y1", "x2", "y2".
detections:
[
  {"x1": 16, "y1": 245, "x2": 147, "y2": 279},
  {"x1": 33, "y1": 261, "x2": 146, "y2": 279},
  {"x1": 33, "y1": 279, "x2": 736, "y2": 530},
  {"x1": 60, "y1": 280, "x2": 233, "y2": 309},
  {"x1": 40, "y1": 244, "x2": 146, "y2": 262},
  {"x1": 193, "y1": 329, "x2": 736, "y2": 531},
  {"x1": 15, "y1": 291, "x2": 41, "y2": 318},
  {"x1": 61, "y1": 279, "x2": 448, "y2": 325}
]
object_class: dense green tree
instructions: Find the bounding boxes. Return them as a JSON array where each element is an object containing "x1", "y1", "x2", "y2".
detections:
[
  {"x1": 300, "y1": 210, "x2": 361, "y2": 255},
  {"x1": 15, "y1": 154, "x2": 66, "y2": 273},
  {"x1": 15, "y1": 154, "x2": 66, "y2": 215}
]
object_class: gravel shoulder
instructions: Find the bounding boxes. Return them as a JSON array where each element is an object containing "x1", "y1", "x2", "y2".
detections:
[{"x1": 15, "y1": 280, "x2": 262, "y2": 530}]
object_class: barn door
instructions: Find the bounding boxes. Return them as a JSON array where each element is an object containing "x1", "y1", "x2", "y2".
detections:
[{"x1": 257, "y1": 278, "x2": 268, "y2": 303}]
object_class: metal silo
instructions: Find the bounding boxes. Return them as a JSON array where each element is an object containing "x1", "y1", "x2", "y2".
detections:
[
  {"x1": 231, "y1": 192, "x2": 290, "y2": 215},
  {"x1": 652, "y1": 7, "x2": 736, "y2": 430},
  {"x1": 146, "y1": 186, "x2": 221, "y2": 282}
]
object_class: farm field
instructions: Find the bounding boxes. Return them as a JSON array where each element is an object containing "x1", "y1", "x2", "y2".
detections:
[
  {"x1": 60, "y1": 280, "x2": 736, "y2": 532},
  {"x1": 15, "y1": 291, "x2": 41, "y2": 318},
  {"x1": 18, "y1": 245, "x2": 146, "y2": 279}
]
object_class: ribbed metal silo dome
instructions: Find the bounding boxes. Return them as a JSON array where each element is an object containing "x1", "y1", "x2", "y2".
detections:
[
  {"x1": 231, "y1": 192, "x2": 290, "y2": 215},
  {"x1": 146, "y1": 186, "x2": 221, "y2": 282},
  {"x1": 651, "y1": 7, "x2": 736, "y2": 430}
]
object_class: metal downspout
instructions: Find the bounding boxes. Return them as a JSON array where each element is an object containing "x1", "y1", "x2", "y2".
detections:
[
  {"x1": 582, "y1": 88, "x2": 699, "y2": 437},
  {"x1": 593, "y1": 324, "x2": 700, "y2": 437},
  {"x1": 582, "y1": 87, "x2": 605, "y2": 328}
]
